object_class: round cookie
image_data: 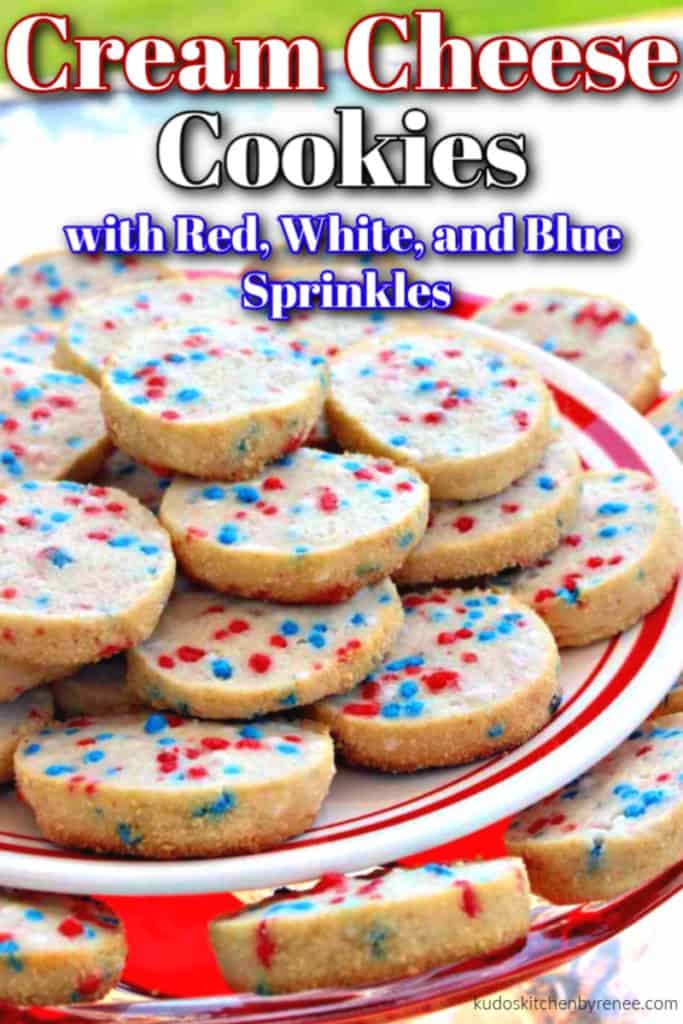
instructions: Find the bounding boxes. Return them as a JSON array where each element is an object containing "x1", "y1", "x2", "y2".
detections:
[
  {"x1": 0, "y1": 480, "x2": 176, "y2": 666},
  {"x1": 0, "y1": 889, "x2": 126, "y2": 1007},
  {"x1": 53, "y1": 657, "x2": 141, "y2": 718},
  {"x1": 0, "y1": 323, "x2": 57, "y2": 367},
  {"x1": 647, "y1": 391, "x2": 683, "y2": 461},
  {"x1": 210, "y1": 858, "x2": 530, "y2": 994},
  {"x1": 503, "y1": 470, "x2": 683, "y2": 647},
  {"x1": 326, "y1": 328, "x2": 553, "y2": 500},
  {"x1": 395, "y1": 428, "x2": 581, "y2": 585},
  {"x1": 55, "y1": 275, "x2": 258, "y2": 384},
  {"x1": 15, "y1": 712, "x2": 335, "y2": 859},
  {"x1": 96, "y1": 449, "x2": 172, "y2": 514},
  {"x1": 312, "y1": 588, "x2": 559, "y2": 772},
  {"x1": 127, "y1": 581, "x2": 403, "y2": 719},
  {"x1": 474, "y1": 288, "x2": 662, "y2": 413},
  {"x1": 650, "y1": 673, "x2": 683, "y2": 718},
  {"x1": 100, "y1": 321, "x2": 328, "y2": 479},
  {"x1": 0, "y1": 250, "x2": 173, "y2": 325},
  {"x1": 0, "y1": 364, "x2": 110, "y2": 484},
  {"x1": 160, "y1": 448, "x2": 429, "y2": 604},
  {"x1": 0, "y1": 687, "x2": 53, "y2": 783},
  {"x1": 506, "y1": 714, "x2": 683, "y2": 903}
]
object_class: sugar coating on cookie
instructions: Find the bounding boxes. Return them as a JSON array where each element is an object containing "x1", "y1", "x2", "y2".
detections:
[
  {"x1": 52, "y1": 657, "x2": 141, "y2": 718},
  {"x1": 327, "y1": 328, "x2": 553, "y2": 499},
  {"x1": 127, "y1": 580, "x2": 403, "y2": 719},
  {"x1": 96, "y1": 449, "x2": 172, "y2": 513},
  {"x1": 506, "y1": 714, "x2": 683, "y2": 902},
  {"x1": 313, "y1": 588, "x2": 559, "y2": 771},
  {"x1": 474, "y1": 289, "x2": 662, "y2": 412},
  {"x1": 290, "y1": 309, "x2": 398, "y2": 360},
  {"x1": 0, "y1": 480, "x2": 175, "y2": 666},
  {"x1": 647, "y1": 391, "x2": 683, "y2": 461},
  {"x1": 505, "y1": 470, "x2": 683, "y2": 647},
  {"x1": 0, "y1": 323, "x2": 57, "y2": 367},
  {"x1": 0, "y1": 687, "x2": 53, "y2": 783},
  {"x1": 0, "y1": 364, "x2": 110, "y2": 484},
  {"x1": 100, "y1": 321, "x2": 328, "y2": 478},
  {"x1": 210, "y1": 858, "x2": 530, "y2": 994},
  {"x1": 0, "y1": 656, "x2": 69, "y2": 704},
  {"x1": 160, "y1": 448, "x2": 429, "y2": 603},
  {"x1": 15, "y1": 712, "x2": 335, "y2": 858},
  {"x1": 0, "y1": 889, "x2": 126, "y2": 1007},
  {"x1": 395, "y1": 429, "x2": 581, "y2": 584},
  {"x1": 0, "y1": 251, "x2": 171, "y2": 324},
  {"x1": 55, "y1": 276, "x2": 261, "y2": 384}
]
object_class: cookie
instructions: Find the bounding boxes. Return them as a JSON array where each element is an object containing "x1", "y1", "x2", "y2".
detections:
[
  {"x1": 650, "y1": 673, "x2": 683, "y2": 718},
  {"x1": 127, "y1": 580, "x2": 403, "y2": 719},
  {"x1": 0, "y1": 889, "x2": 126, "y2": 1006},
  {"x1": 0, "y1": 480, "x2": 175, "y2": 666},
  {"x1": 52, "y1": 657, "x2": 141, "y2": 718},
  {"x1": 0, "y1": 364, "x2": 110, "y2": 484},
  {"x1": 312, "y1": 588, "x2": 559, "y2": 772},
  {"x1": 474, "y1": 289, "x2": 662, "y2": 413},
  {"x1": 0, "y1": 688, "x2": 53, "y2": 784},
  {"x1": 160, "y1": 448, "x2": 429, "y2": 604},
  {"x1": 95, "y1": 449, "x2": 172, "y2": 514},
  {"x1": 55, "y1": 275, "x2": 257, "y2": 384},
  {"x1": 394, "y1": 428, "x2": 581, "y2": 585},
  {"x1": 15, "y1": 713, "x2": 335, "y2": 858},
  {"x1": 210, "y1": 858, "x2": 530, "y2": 994},
  {"x1": 503, "y1": 470, "x2": 683, "y2": 647},
  {"x1": 326, "y1": 328, "x2": 553, "y2": 499},
  {"x1": 100, "y1": 321, "x2": 328, "y2": 479},
  {"x1": 0, "y1": 250, "x2": 173, "y2": 325},
  {"x1": 0, "y1": 323, "x2": 57, "y2": 367},
  {"x1": 506, "y1": 713, "x2": 683, "y2": 903},
  {"x1": 647, "y1": 391, "x2": 683, "y2": 460},
  {"x1": 0, "y1": 657, "x2": 69, "y2": 705}
]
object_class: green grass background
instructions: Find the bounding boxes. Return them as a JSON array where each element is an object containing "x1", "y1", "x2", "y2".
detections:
[{"x1": 1, "y1": 2, "x2": 680, "y2": 81}]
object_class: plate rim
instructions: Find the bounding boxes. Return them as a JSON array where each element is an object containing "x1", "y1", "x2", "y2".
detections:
[{"x1": 2, "y1": 313, "x2": 683, "y2": 895}]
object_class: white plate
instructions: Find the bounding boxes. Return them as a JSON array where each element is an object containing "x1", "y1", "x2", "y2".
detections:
[{"x1": 1, "y1": 317, "x2": 682, "y2": 895}]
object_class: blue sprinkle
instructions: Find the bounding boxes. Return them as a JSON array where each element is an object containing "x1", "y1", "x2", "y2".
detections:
[
  {"x1": 144, "y1": 713, "x2": 167, "y2": 735},
  {"x1": 234, "y1": 485, "x2": 259, "y2": 503},
  {"x1": 218, "y1": 524, "x2": 239, "y2": 545},
  {"x1": 202, "y1": 485, "x2": 225, "y2": 500},
  {"x1": 212, "y1": 659, "x2": 233, "y2": 680}
]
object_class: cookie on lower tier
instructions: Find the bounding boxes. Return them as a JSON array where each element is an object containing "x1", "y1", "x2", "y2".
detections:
[
  {"x1": 502, "y1": 470, "x2": 683, "y2": 647},
  {"x1": 55, "y1": 275, "x2": 261, "y2": 384},
  {"x1": 394, "y1": 427, "x2": 581, "y2": 585},
  {"x1": 127, "y1": 580, "x2": 403, "y2": 719},
  {"x1": 506, "y1": 713, "x2": 683, "y2": 902},
  {"x1": 650, "y1": 673, "x2": 683, "y2": 718},
  {"x1": 0, "y1": 889, "x2": 126, "y2": 1006},
  {"x1": 0, "y1": 323, "x2": 57, "y2": 367},
  {"x1": 0, "y1": 480, "x2": 175, "y2": 666},
  {"x1": 15, "y1": 712, "x2": 335, "y2": 858},
  {"x1": 95, "y1": 449, "x2": 172, "y2": 513},
  {"x1": 0, "y1": 250, "x2": 173, "y2": 325},
  {"x1": 52, "y1": 657, "x2": 142, "y2": 718},
  {"x1": 210, "y1": 858, "x2": 530, "y2": 994},
  {"x1": 100, "y1": 320, "x2": 328, "y2": 479},
  {"x1": 312, "y1": 588, "x2": 560, "y2": 772},
  {"x1": 647, "y1": 391, "x2": 683, "y2": 461},
  {"x1": 160, "y1": 448, "x2": 429, "y2": 603},
  {"x1": 326, "y1": 327, "x2": 553, "y2": 499},
  {"x1": 0, "y1": 364, "x2": 110, "y2": 484},
  {"x1": 0, "y1": 687, "x2": 53, "y2": 783},
  {"x1": 0, "y1": 656, "x2": 70, "y2": 704},
  {"x1": 474, "y1": 288, "x2": 662, "y2": 412}
]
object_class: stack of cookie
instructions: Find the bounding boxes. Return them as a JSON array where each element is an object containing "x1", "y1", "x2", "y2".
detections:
[{"x1": 1, "y1": 254, "x2": 683, "y2": 1005}]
